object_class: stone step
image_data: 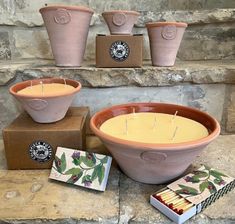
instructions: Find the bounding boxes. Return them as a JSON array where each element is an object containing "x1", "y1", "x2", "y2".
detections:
[
  {"x1": 1, "y1": 60, "x2": 235, "y2": 87},
  {"x1": 0, "y1": 135, "x2": 234, "y2": 223}
]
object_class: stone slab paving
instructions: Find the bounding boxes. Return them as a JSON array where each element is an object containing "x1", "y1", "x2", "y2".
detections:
[{"x1": 0, "y1": 135, "x2": 234, "y2": 223}]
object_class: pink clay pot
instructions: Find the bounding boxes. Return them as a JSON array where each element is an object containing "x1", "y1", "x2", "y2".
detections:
[
  {"x1": 102, "y1": 10, "x2": 140, "y2": 35},
  {"x1": 90, "y1": 103, "x2": 220, "y2": 184},
  {"x1": 10, "y1": 78, "x2": 81, "y2": 123},
  {"x1": 40, "y1": 5, "x2": 94, "y2": 67},
  {"x1": 146, "y1": 22, "x2": 187, "y2": 67}
]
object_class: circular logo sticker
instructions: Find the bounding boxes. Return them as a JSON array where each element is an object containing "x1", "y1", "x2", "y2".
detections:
[
  {"x1": 29, "y1": 141, "x2": 53, "y2": 163},
  {"x1": 112, "y1": 13, "x2": 126, "y2": 26},
  {"x1": 54, "y1": 9, "x2": 71, "y2": 25},
  {"x1": 161, "y1": 25, "x2": 177, "y2": 40},
  {"x1": 110, "y1": 41, "x2": 130, "y2": 61}
]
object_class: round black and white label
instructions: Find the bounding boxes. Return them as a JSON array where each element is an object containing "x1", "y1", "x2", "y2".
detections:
[
  {"x1": 110, "y1": 41, "x2": 130, "y2": 61},
  {"x1": 29, "y1": 140, "x2": 53, "y2": 163}
]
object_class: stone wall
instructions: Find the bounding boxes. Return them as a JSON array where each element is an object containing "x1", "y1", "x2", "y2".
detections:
[
  {"x1": 0, "y1": 0, "x2": 235, "y2": 61},
  {"x1": 0, "y1": 0, "x2": 235, "y2": 135}
]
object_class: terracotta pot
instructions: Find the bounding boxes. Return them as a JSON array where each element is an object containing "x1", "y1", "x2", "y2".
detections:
[
  {"x1": 102, "y1": 10, "x2": 140, "y2": 35},
  {"x1": 90, "y1": 103, "x2": 220, "y2": 184},
  {"x1": 146, "y1": 22, "x2": 187, "y2": 67},
  {"x1": 10, "y1": 78, "x2": 81, "y2": 123},
  {"x1": 40, "y1": 5, "x2": 94, "y2": 67}
]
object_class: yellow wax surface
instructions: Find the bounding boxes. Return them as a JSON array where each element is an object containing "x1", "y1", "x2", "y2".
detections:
[
  {"x1": 100, "y1": 112, "x2": 209, "y2": 144},
  {"x1": 17, "y1": 83, "x2": 75, "y2": 96}
]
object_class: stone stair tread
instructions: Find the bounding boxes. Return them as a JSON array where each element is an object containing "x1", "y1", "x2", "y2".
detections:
[
  {"x1": 0, "y1": 59, "x2": 235, "y2": 87},
  {"x1": 0, "y1": 135, "x2": 234, "y2": 223}
]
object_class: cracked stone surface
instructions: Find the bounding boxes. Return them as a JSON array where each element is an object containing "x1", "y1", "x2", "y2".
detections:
[{"x1": 0, "y1": 135, "x2": 234, "y2": 223}]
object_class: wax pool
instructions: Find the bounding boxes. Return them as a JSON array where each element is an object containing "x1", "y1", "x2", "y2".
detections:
[
  {"x1": 17, "y1": 83, "x2": 75, "y2": 96},
  {"x1": 100, "y1": 112, "x2": 209, "y2": 144}
]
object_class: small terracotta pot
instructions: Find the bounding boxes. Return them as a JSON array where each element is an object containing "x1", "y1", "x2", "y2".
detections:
[
  {"x1": 90, "y1": 103, "x2": 220, "y2": 184},
  {"x1": 102, "y1": 10, "x2": 140, "y2": 35},
  {"x1": 10, "y1": 78, "x2": 81, "y2": 123},
  {"x1": 40, "y1": 5, "x2": 94, "y2": 67},
  {"x1": 146, "y1": 22, "x2": 187, "y2": 67}
]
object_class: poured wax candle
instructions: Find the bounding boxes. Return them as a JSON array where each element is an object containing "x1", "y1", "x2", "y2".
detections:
[
  {"x1": 17, "y1": 83, "x2": 75, "y2": 97},
  {"x1": 100, "y1": 112, "x2": 209, "y2": 144}
]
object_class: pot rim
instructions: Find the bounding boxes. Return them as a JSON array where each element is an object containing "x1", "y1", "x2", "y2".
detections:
[
  {"x1": 90, "y1": 102, "x2": 220, "y2": 151},
  {"x1": 9, "y1": 78, "x2": 82, "y2": 99},
  {"x1": 146, "y1": 22, "x2": 188, "y2": 28},
  {"x1": 39, "y1": 5, "x2": 94, "y2": 14},
  {"x1": 102, "y1": 10, "x2": 140, "y2": 16}
]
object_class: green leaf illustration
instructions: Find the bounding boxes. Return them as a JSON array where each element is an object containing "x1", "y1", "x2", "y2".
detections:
[
  {"x1": 91, "y1": 166, "x2": 99, "y2": 181},
  {"x1": 213, "y1": 178, "x2": 222, "y2": 185},
  {"x1": 54, "y1": 153, "x2": 66, "y2": 173},
  {"x1": 97, "y1": 164, "x2": 105, "y2": 185},
  {"x1": 177, "y1": 184, "x2": 199, "y2": 196},
  {"x1": 66, "y1": 171, "x2": 83, "y2": 184},
  {"x1": 73, "y1": 158, "x2": 81, "y2": 166},
  {"x1": 65, "y1": 168, "x2": 82, "y2": 175},
  {"x1": 210, "y1": 170, "x2": 227, "y2": 179},
  {"x1": 82, "y1": 175, "x2": 92, "y2": 183},
  {"x1": 207, "y1": 181, "x2": 217, "y2": 194},
  {"x1": 81, "y1": 153, "x2": 96, "y2": 167},
  {"x1": 193, "y1": 171, "x2": 208, "y2": 178},
  {"x1": 101, "y1": 156, "x2": 108, "y2": 164},
  {"x1": 199, "y1": 181, "x2": 209, "y2": 193},
  {"x1": 191, "y1": 176, "x2": 200, "y2": 183}
]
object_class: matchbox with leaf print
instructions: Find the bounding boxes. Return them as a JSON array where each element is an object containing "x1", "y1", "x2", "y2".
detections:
[{"x1": 150, "y1": 165, "x2": 235, "y2": 224}]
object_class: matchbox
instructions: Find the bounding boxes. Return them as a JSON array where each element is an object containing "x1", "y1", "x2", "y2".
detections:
[{"x1": 150, "y1": 165, "x2": 235, "y2": 224}]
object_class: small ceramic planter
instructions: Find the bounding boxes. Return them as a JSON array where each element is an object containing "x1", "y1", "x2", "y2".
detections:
[
  {"x1": 102, "y1": 10, "x2": 140, "y2": 35},
  {"x1": 146, "y1": 22, "x2": 187, "y2": 67},
  {"x1": 10, "y1": 78, "x2": 81, "y2": 123},
  {"x1": 40, "y1": 5, "x2": 94, "y2": 67},
  {"x1": 90, "y1": 103, "x2": 220, "y2": 184}
]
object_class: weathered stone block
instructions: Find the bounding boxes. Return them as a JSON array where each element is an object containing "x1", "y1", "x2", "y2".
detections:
[
  {"x1": 13, "y1": 29, "x2": 53, "y2": 59},
  {"x1": 0, "y1": 32, "x2": 11, "y2": 60},
  {"x1": 226, "y1": 86, "x2": 235, "y2": 132}
]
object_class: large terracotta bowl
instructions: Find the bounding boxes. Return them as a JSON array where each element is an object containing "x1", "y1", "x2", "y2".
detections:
[
  {"x1": 10, "y1": 78, "x2": 81, "y2": 123},
  {"x1": 90, "y1": 103, "x2": 220, "y2": 184}
]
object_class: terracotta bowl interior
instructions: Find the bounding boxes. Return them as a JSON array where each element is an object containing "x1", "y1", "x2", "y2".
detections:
[
  {"x1": 10, "y1": 78, "x2": 81, "y2": 98},
  {"x1": 91, "y1": 103, "x2": 219, "y2": 148}
]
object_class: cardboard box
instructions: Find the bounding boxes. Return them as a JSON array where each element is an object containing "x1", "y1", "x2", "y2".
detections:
[
  {"x1": 3, "y1": 107, "x2": 89, "y2": 170},
  {"x1": 96, "y1": 34, "x2": 143, "y2": 68},
  {"x1": 150, "y1": 165, "x2": 235, "y2": 224}
]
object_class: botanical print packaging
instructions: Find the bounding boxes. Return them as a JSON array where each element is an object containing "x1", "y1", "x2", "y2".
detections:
[{"x1": 49, "y1": 147, "x2": 112, "y2": 191}]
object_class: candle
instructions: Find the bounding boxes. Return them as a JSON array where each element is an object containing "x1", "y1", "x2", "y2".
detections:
[
  {"x1": 100, "y1": 112, "x2": 209, "y2": 144},
  {"x1": 17, "y1": 83, "x2": 75, "y2": 97}
]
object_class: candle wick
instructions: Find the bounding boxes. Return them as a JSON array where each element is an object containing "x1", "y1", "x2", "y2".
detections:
[
  {"x1": 125, "y1": 118, "x2": 128, "y2": 135},
  {"x1": 30, "y1": 80, "x2": 33, "y2": 89},
  {"x1": 171, "y1": 126, "x2": 178, "y2": 141},
  {"x1": 63, "y1": 78, "x2": 67, "y2": 87},
  {"x1": 171, "y1": 111, "x2": 178, "y2": 123},
  {"x1": 40, "y1": 81, "x2": 44, "y2": 96}
]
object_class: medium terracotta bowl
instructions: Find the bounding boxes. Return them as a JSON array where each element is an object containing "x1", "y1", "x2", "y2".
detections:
[
  {"x1": 90, "y1": 103, "x2": 220, "y2": 184},
  {"x1": 10, "y1": 78, "x2": 81, "y2": 123}
]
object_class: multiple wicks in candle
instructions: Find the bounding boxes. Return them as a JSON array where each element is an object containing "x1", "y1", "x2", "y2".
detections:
[
  {"x1": 17, "y1": 80, "x2": 75, "y2": 97},
  {"x1": 153, "y1": 189, "x2": 193, "y2": 215},
  {"x1": 100, "y1": 112, "x2": 209, "y2": 144}
]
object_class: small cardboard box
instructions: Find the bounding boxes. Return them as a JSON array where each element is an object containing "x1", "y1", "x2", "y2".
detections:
[
  {"x1": 150, "y1": 165, "x2": 235, "y2": 224},
  {"x1": 96, "y1": 34, "x2": 143, "y2": 68},
  {"x1": 3, "y1": 107, "x2": 89, "y2": 170}
]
